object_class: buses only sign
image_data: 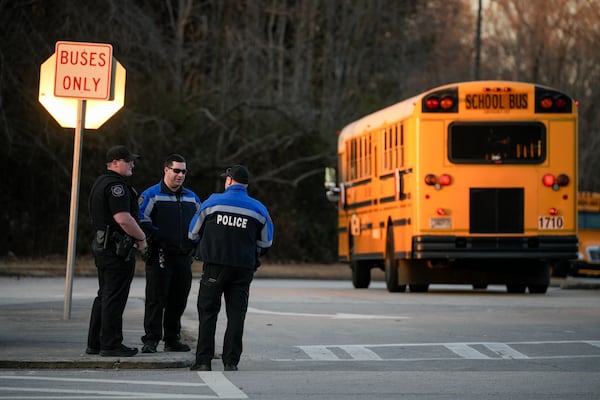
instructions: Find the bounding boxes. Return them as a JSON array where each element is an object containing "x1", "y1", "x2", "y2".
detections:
[{"x1": 54, "y1": 41, "x2": 113, "y2": 100}]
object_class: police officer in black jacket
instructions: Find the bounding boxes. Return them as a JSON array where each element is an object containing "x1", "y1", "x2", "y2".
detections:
[
  {"x1": 188, "y1": 165, "x2": 274, "y2": 371},
  {"x1": 86, "y1": 145, "x2": 147, "y2": 357},
  {"x1": 138, "y1": 154, "x2": 202, "y2": 353}
]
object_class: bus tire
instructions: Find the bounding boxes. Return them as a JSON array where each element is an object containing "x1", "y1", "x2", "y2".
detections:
[
  {"x1": 351, "y1": 260, "x2": 371, "y2": 289},
  {"x1": 385, "y1": 225, "x2": 406, "y2": 292},
  {"x1": 349, "y1": 235, "x2": 371, "y2": 289}
]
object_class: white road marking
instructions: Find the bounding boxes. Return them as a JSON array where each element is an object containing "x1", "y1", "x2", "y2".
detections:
[
  {"x1": 445, "y1": 343, "x2": 491, "y2": 359},
  {"x1": 197, "y1": 372, "x2": 247, "y2": 399},
  {"x1": 482, "y1": 342, "x2": 529, "y2": 359},
  {"x1": 286, "y1": 340, "x2": 600, "y2": 362},
  {"x1": 0, "y1": 372, "x2": 247, "y2": 399},
  {"x1": 247, "y1": 307, "x2": 409, "y2": 320}
]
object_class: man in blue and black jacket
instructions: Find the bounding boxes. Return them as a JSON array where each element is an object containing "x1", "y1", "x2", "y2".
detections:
[
  {"x1": 188, "y1": 164, "x2": 273, "y2": 371},
  {"x1": 138, "y1": 154, "x2": 202, "y2": 354}
]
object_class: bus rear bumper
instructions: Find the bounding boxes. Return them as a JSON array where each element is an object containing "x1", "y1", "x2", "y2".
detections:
[{"x1": 413, "y1": 235, "x2": 578, "y2": 260}]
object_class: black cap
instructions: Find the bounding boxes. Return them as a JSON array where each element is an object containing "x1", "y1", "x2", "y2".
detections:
[
  {"x1": 221, "y1": 165, "x2": 249, "y2": 184},
  {"x1": 106, "y1": 145, "x2": 140, "y2": 163}
]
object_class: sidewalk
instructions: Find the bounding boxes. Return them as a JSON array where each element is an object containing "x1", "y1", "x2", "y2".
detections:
[
  {"x1": 0, "y1": 259, "x2": 350, "y2": 370},
  {"x1": 0, "y1": 276, "x2": 196, "y2": 369}
]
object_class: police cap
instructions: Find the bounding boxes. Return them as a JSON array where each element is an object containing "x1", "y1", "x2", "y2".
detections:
[{"x1": 106, "y1": 145, "x2": 140, "y2": 163}]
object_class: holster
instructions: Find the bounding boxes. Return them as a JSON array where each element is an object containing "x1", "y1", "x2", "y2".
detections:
[{"x1": 112, "y1": 231, "x2": 135, "y2": 260}]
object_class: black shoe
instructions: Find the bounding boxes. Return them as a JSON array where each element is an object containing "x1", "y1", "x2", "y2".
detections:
[
  {"x1": 85, "y1": 347, "x2": 100, "y2": 355},
  {"x1": 190, "y1": 363, "x2": 211, "y2": 371},
  {"x1": 100, "y1": 344, "x2": 138, "y2": 357},
  {"x1": 142, "y1": 341, "x2": 157, "y2": 353},
  {"x1": 164, "y1": 341, "x2": 190, "y2": 352},
  {"x1": 224, "y1": 364, "x2": 238, "y2": 371}
]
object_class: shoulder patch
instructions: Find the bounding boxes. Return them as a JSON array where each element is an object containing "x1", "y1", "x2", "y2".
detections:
[{"x1": 111, "y1": 184, "x2": 125, "y2": 197}]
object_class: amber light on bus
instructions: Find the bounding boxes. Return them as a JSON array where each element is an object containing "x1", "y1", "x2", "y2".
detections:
[
  {"x1": 424, "y1": 96, "x2": 455, "y2": 111},
  {"x1": 542, "y1": 173, "x2": 570, "y2": 191},
  {"x1": 483, "y1": 86, "x2": 512, "y2": 92},
  {"x1": 422, "y1": 87, "x2": 458, "y2": 113}
]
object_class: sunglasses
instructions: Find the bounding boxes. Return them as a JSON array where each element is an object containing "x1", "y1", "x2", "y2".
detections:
[{"x1": 168, "y1": 166, "x2": 187, "y2": 175}]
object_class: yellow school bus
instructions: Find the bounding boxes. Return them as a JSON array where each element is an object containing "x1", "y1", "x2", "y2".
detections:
[
  {"x1": 554, "y1": 192, "x2": 600, "y2": 276},
  {"x1": 325, "y1": 81, "x2": 578, "y2": 293}
]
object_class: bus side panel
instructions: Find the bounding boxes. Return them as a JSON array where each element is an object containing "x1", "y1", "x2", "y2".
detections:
[{"x1": 539, "y1": 120, "x2": 577, "y2": 234}]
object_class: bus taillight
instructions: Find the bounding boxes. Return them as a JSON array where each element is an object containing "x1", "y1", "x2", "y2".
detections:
[
  {"x1": 439, "y1": 174, "x2": 452, "y2": 186},
  {"x1": 542, "y1": 174, "x2": 555, "y2": 187},
  {"x1": 425, "y1": 97, "x2": 440, "y2": 110},
  {"x1": 542, "y1": 173, "x2": 570, "y2": 190},
  {"x1": 425, "y1": 173, "x2": 452, "y2": 190},
  {"x1": 549, "y1": 208, "x2": 559, "y2": 216}
]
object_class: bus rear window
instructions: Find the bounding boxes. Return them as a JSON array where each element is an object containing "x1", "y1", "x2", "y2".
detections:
[{"x1": 448, "y1": 122, "x2": 546, "y2": 164}]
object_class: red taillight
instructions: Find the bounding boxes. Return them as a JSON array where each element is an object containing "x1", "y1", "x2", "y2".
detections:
[
  {"x1": 425, "y1": 97, "x2": 440, "y2": 110},
  {"x1": 549, "y1": 208, "x2": 559, "y2": 216},
  {"x1": 436, "y1": 208, "x2": 446, "y2": 216},
  {"x1": 542, "y1": 174, "x2": 555, "y2": 187},
  {"x1": 439, "y1": 174, "x2": 452, "y2": 186},
  {"x1": 554, "y1": 96, "x2": 569, "y2": 109}
]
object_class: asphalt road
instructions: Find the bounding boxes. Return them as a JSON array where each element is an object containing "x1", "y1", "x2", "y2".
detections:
[{"x1": 1, "y1": 276, "x2": 599, "y2": 399}]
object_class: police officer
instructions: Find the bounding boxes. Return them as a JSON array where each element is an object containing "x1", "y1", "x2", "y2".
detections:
[
  {"x1": 86, "y1": 145, "x2": 147, "y2": 357},
  {"x1": 188, "y1": 165, "x2": 273, "y2": 371},
  {"x1": 138, "y1": 154, "x2": 202, "y2": 353}
]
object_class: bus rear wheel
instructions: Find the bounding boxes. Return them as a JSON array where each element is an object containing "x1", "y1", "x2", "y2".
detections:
[
  {"x1": 349, "y1": 236, "x2": 371, "y2": 289},
  {"x1": 351, "y1": 260, "x2": 371, "y2": 289},
  {"x1": 385, "y1": 225, "x2": 406, "y2": 293}
]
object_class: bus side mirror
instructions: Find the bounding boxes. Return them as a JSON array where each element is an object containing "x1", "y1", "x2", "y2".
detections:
[
  {"x1": 324, "y1": 167, "x2": 340, "y2": 202},
  {"x1": 324, "y1": 167, "x2": 337, "y2": 189}
]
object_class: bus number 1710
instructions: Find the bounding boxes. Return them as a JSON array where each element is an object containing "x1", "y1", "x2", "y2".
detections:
[{"x1": 538, "y1": 216, "x2": 564, "y2": 230}]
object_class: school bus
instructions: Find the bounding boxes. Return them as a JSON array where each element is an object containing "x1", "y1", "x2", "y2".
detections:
[
  {"x1": 325, "y1": 81, "x2": 578, "y2": 293},
  {"x1": 554, "y1": 192, "x2": 600, "y2": 277}
]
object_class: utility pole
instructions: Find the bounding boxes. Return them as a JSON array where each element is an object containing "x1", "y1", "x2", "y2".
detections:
[{"x1": 475, "y1": 0, "x2": 482, "y2": 80}]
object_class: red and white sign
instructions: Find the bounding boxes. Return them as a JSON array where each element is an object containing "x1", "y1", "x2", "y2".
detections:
[{"x1": 54, "y1": 41, "x2": 113, "y2": 100}]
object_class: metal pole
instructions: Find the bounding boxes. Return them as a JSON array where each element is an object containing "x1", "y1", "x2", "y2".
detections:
[
  {"x1": 64, "y1": 99, "x2": 86, "y2": 320},
  {"x1": 475, "y1": 0, "x2": 482, "y2": 80}
]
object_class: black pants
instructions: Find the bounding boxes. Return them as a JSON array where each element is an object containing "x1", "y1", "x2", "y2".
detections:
[
  {"x1": 87, "y1": 241, "x2": 135, "y2": 350},
  {"x1": 142, "y1": 252, "x2": 193, "y2": 344},
  {"x1": 195, "y1": 263, "x2": 254, "y2": 366}
]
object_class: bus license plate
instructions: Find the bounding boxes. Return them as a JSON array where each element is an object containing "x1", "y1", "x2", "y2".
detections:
[{"x1": 538, "y1": 216, "x2": 564, "y2": 230}]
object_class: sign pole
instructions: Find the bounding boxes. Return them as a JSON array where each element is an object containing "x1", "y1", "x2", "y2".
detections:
[{"x1": 64, "y1": 99, "x2": 86, "y2": 320}]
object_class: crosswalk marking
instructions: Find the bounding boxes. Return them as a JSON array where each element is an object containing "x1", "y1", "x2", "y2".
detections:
[
  {"x1": 0, "y1": 372, "x2": 247, "y2": 399},
  {"x1": 292, "y1": 340, "x2": 600, "y2": 362},
  {"x1": 483, "y1": 342, "x2": 529, "y2": 359},
  {"x1": 445, "y1": 343, "x2": 490, "y2": 359},
  {"x1": 197, "y1": 372, "x2": 247, "y2": 399}
]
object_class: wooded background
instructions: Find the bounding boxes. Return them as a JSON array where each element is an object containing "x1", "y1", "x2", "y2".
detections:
[{"x1": 1, "y1": 0, "x2": 599, "y2": 262}]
